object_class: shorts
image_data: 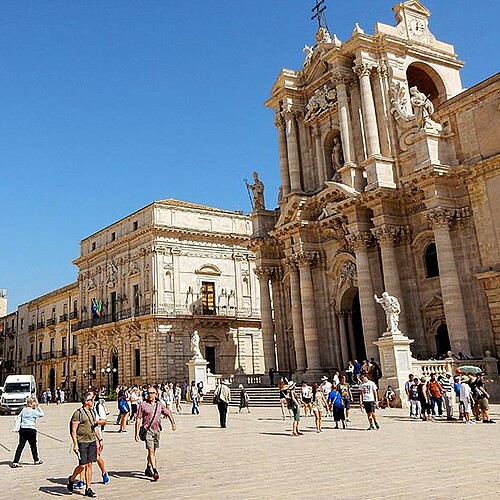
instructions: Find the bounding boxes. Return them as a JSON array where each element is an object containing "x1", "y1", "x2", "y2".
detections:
[
  {"x1": 144, "y1": 429, "x2": 161, "y2": 450},
  {"x1": 78, "y1": 441, "x2": 97, "y2": 465},
  {"x1": 478, "y1": 397, "x2": 489, "y2": 411},
  {"x1": 343, "y1": 397, "x2": 351, "y2": 410},
  {"x1": 363, "y1": 401, "x2": 375, "y2": 413},
  {"x1": 292, "y1": 406, "x2": 301, "y2": 422},
  {"x1": 302, "y1": 397, "x2": 311, "y2": 404},
  {"x1": 460, "y1": 401, "x2": 472, "y2": 414}
]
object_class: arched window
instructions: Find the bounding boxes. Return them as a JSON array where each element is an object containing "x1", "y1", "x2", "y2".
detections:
[{"x1": 424, "y1": 243, "x2": 439, "y2": 278}]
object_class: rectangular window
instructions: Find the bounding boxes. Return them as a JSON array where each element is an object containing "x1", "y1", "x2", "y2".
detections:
[
  {"x1": 111, "y1": 232, "x2": 116, "y2": 241},
  {"x1": 38, "y1": 341, "x2": 43, "y2": 355},
  {"x1": 21, "y1": 318, "x2": 24, "y2": 329},
  {"x1": 62, "y1": 337, "x2": 67, "y2": 356},
  {"x1": 201, "y1": 281, "x2": 216, "y2": 315},
  {"x1": 91, "y1": 355, "x2": 97, "y2": 379},
  {"x1": 51, "y1": 307, "x2": 56, "y2": 319},
  {"x1": 92, "y1": 242, "x2": 96, "y2": 251},
  {"x1": 133, "y1": 221, "x2": 138, "y2": 231},
  {"x1": 134, "y1": 349, "x2": 141, "y2": 377},
  {"x1": 133, "y1": 284, "x2": 140, "y2": 311},
  {"x1": 50, "y1": 338, "x2": 55, "y2": 357}
]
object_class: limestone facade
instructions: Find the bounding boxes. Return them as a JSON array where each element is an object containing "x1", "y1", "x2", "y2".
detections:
[
  {"x1": 252, "y1": 1, "x2": 500, "y2": 378},
  {"x1": 1, "y1": 200, "x2": 263, "y2": 394}
]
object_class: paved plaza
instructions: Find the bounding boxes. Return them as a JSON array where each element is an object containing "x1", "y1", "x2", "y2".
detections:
[{"x1": 1, "y1": 402, "x2": 500, "y2": 499}]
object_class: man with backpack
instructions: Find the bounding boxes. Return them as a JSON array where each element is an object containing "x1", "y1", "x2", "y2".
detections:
[{"x1": 67, "y1": 392, "x2": 101, "y2": 498}]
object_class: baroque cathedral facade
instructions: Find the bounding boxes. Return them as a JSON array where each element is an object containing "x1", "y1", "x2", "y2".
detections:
[{"x1": 251, "y1": 1, "x2": 500, "y2": 378}]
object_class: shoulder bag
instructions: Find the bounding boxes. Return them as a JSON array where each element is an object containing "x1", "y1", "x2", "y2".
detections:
[{"x1": 139, "y1": 402, "x2": 159, "y2": 441}]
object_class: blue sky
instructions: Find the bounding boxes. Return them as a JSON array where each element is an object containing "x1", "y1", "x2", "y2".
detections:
[{"x1": 1, "y1": 0, "x2": 498, "y2": 312}]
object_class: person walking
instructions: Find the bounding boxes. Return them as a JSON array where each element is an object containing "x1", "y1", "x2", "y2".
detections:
[
  {"x1": 338, "y1": 375, "x2": 353, "y2": 422},
  {"x1": 11, "y1": 396, "x2": 44, "y2": 467},
  {"x1": 238, "y1": 384, "x2": 250, "y2": 413},
  {"x1": 213, "y1": 381, "x2": 231, "y2": 427},
  {"x1": 174, "y1": 383, "x2": 182, "y2": 413},
  {"x1": 359, "y1": 374, "x2": 380, "y2": 430},
  {"x1": 67, "y1": 392, "x2": 99, "y2": 498},
  {"x1": 287, "y1": 381, "x2": 302, "y2": 436},
  {"x1": 311, "y1": 383, "x2": 328, "y2": 432},
  {"x1": 135, "y1": 387, "x2": 176, "y2": 481},
  {"x1": 189, "y1": 381, "x2": 200, "y2": 415},
  {"x1": 278, "y1": 377, "x2": 290, "y2": 420}
]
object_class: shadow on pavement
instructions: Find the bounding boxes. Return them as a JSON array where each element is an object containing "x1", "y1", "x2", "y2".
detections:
[
  {"x1": 39, "y1": 485, "x2": 68, "y2": 496},
  {"x1": 110, "y1": 470, "x2": 152, "y2": 481}
]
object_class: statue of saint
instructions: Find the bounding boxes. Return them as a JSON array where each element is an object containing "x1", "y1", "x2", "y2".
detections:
[
  {"x1": 246, "y1": 171, "x2": 265, "y2": 211},
  {"x1": 331, "y1": 136, "x2": 344, "y2": 181},
  {"x1": 374, "y1": 292, "x2": 401, "y2": 334},
  {"x1": 190, "y1": 330, "x2": 202, "y2": 358},
  {"x1": 303, "y1": 45, "x2": 314, "y2": 65},
  {"x1": 409, "y1": 86, "x2": 435, "y2": 130}
]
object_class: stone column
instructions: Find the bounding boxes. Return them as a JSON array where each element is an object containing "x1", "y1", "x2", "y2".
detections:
[
  {"x1": 427, "y1": 209, "x2": 471, "y2": 355},
  {"x1": 283, "y1": 110, "x2": 302, "y2": 192},
  {"x1": 275, "y1": 113, "x2": 291, "y2": 196},
  {"x1": 333, "y1": 74, "x2": 356, "y2": 166},
  {"x1": 296, "y1": 252, "x2": 322, "y2": 373},
  {"x1": 348, "y1": 232, "x2": 380, "y2": 360},
  {"x1": 372, "y1": 225, "x2": 408, "y2": 333},
  {"x1": 372, "y1": 64, "x2": 392, "y2": 157},
  {"x1": 254, "y1": 266, "x2": 276, "y2": 372},
  {"x1": 285, "y1": 259, "x2": 307, "y2": 372},
  {"x1": 354, "y1": 63, "x2": 381, "y2": 157},
  {"x1": 270, "y1": 267, "x2": 287, "y2": 371},
  {"x1": 313, "y1": 126, "x2": 326, "y2": 185},
  {"x1": 345, "y1": 310, "x2": 357, "y2": 361},
  {"x1": 337, "y1": 311, "x2": 349, "y2": 367}
]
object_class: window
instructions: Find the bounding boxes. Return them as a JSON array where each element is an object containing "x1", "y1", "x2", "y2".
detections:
[
  {"x1": 111, "y1": 232, "x2": 116, "y2": 241},
  {"x1": 62, "y1": 337, "x2": 67, "y2": 356},
  {"x1": 51, "y1": 307, "x2": 56, "y2": 319},
  {"x1": 424, "y1": 243, "x2": 439, "y2": 278},
  {"x1": 134, "y1": 349, "x2": 141, "y2": 377},
  {"x1": 133, "y1": 221, "x2": 138, "y2": 231},
  {"x1": 21, "y1": 318, "x2": 24, "y2": 329},
  {"x1": 201, "y1": 282, "x2": 216, "y2": 315},
  {"x1": 92, "y1": 242, "x2": 96, "y2": 251},
  {"x1": 63, "y1": 303, "x2": 68, "y2": 315},
  {"x1": 50, "y1": 338, "x2": 55, "y2": 357},
  {"x1": 38, "y1": 341, "x2": 43, "y2": 355}
]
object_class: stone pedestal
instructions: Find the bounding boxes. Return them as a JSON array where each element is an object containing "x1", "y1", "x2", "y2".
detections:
[
  {"x1": 373, "y1": 332, "x2": 414, "y2": 409},
  {"x1": 186, "y1": 356, "x2": 209, "y2": 388}
]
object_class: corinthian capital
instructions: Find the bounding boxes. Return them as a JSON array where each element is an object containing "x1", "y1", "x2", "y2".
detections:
[
  {"x1": 347, "y1": 231, "x2": 373, "y2": 251},
  {"x1": 371, "y1": 225, "x2": 400, "y2": 246},
  {"x1": 332, "y1": 72, "x2": 353, "y2": 88},
  {"x1": 295, "y1": 251, "x2": 318, "y2": 268},
  {"x1": 427, "y1": 208, "x2": 453, "y2": 230},
  {"x1": 254, "y1": 266, "x2": 275, "y2": 281},
  {"x1": 353, "y1": 62, "x2": 375, "y2": 79},
  {"x1": 274, "y1": 112, "x2": 285, "y2": 128}
]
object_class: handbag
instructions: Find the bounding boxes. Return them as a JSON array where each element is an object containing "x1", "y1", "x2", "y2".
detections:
[
  {"x1": 212, "y1": 387, "x2": 221, "y2": 405},
  {"x1": 139, "y1": 402, "x2": 159, "y2": 441},
  {"x1": 12, "y1": 411, "x2": 22, "y2": 432}
]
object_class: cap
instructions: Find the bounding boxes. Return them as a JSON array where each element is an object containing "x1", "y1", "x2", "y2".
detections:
[{"x1": 288, "y1": 381, "x2": 296, "y2": 389}]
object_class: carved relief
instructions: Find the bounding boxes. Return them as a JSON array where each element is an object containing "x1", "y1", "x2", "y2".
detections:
[
  {"x1": 304, "y1": 84, "x2": 337, "y2": 122},
  {"x1": 338, "y1": 261, "x2": 357, "y2": 288}
]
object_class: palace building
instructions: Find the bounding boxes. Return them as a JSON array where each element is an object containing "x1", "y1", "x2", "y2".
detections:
[
  {"x1": 1, "y1": 200, "x2": 263, "y2": 395},
  {"x1": 251, "y1": 0, "x2": 500, "y2": 378}
]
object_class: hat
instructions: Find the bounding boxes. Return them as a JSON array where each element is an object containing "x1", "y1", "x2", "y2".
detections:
[
  {"x1": 461, "y1": 375, "x2": 470, "y2": 382},
  {"x1": 321, "y1": 376, "x2": 328, "y2": 381},
  {"x1": 420, "y1": 376, "x2": 427, "y2": 382},
  {"x1": 288, "y1": 381, "x2": 296, "y2": 389},
  {"x1": 238, "y1": 384, "x2": 244, "y2": 389},
  {"x1": 445, "y1": 372, "x2": 452, "y2": 376}
]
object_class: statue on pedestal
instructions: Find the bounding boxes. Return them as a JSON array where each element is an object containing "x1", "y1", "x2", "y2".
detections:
[
  {"x1": 374, "y1": 292, "x2": 401, "y2": 334},
  {"x1": 190, "y1": 330, "x2": 203, "y2": 358},
  {"x1": 245, "y1": 171, "x2": 265, "y2": 211}
]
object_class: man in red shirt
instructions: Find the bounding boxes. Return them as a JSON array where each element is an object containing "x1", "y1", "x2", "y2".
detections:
[
  {"x1": 427, "y1": 373, "x2": 444, "y2": 417},
  {"x1": 134, "y1": 387, "x2": 176, "y2": 481}
]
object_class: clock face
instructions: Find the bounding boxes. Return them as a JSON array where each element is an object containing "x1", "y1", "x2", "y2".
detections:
[{"x1": 409, "y1": 18, "x2": 426, "y2": 38}]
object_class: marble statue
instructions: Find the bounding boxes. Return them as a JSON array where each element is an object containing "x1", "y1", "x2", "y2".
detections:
[
  {"x1": 409, "y1": 86, "x2": 435, "y2": 130},
  {"x1": 332, "y1": 136, "x2": 344, "y2": 171},
  {"x1": 246, "y1": 171, "x2": 265, "y2": 211},
  {"x1": 374, "y1": 292, "x2": 401, "y2": 334},
  {"x1": 190, "y1": 330, "x2": 202, "y2": 358},
  {"x1": 303, "y1": 45, "x2": 314, "y2": 66}
]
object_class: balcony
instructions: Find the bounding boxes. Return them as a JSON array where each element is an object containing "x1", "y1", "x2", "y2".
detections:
[
  {"x1": 72, "y1": 304, "x2": 152, "y2": 331},
  {"x1": 69, "y1": 311, "x2": 79, "y2": 320},
  {"x1": 59, "y1": 314, "x2": 68, "y2": 322},
  {"x1": 46, "y1": 318, "x2": 56, "y2": 326},
  {"x1": 37, "y1": 321, "x2": 45, "y2": 329},
  {"x1": 28, "y1": 324, "x2": 36, "y2": 332}
]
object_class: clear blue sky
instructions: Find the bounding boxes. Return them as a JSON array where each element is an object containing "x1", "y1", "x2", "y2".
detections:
[{"x1": 1, "y1": 1, "x2": 498, "y2": 313}]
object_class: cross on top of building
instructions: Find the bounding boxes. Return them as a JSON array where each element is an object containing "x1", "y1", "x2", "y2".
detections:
[{"x1": 311, "y1": 0, "x2": 329, "y2": 30}]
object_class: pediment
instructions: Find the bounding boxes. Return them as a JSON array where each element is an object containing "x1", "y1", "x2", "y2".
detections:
[
  {"x1": 195, "y1": 264, "x2": 221, "y2": 276},
  {"x1": 393, "y1": 0, "x2": 431, "y2": 23},
  {"x1": 422, "y1": 294, "x2": 443, "y2": 310},
  {"x1": 302, "y1": 57, "x2": 329, "y2": 85}
]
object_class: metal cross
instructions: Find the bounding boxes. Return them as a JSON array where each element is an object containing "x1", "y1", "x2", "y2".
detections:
[{"x1": 311, "y1": 0, "x2": 328, "y2": 29}]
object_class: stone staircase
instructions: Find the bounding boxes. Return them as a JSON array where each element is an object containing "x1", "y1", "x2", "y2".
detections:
[{"x1": 205, "y1": 385, "x2": 361, "y2": 407}]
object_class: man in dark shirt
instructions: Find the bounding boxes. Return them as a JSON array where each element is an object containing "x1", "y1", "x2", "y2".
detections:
[{"x1": 135, "y1": 387, "x2": 176, "y2": 481}]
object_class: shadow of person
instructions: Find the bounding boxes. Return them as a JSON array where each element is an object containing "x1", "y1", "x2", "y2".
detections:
[
  {"x1": 110, "y1": 470, "x2": 151, "y2": 481},
  {"x1": 39, "y1": 484, "x2": 70, "y2": 496}
]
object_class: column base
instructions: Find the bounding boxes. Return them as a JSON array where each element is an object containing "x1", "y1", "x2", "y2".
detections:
[{"x1": 363, "y1": 156, "x2": 396, "y2": 190}]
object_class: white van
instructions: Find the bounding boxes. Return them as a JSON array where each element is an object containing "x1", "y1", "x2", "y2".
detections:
[{"x1": 0, "y1": 375, "x2": 36, "y2": 414}]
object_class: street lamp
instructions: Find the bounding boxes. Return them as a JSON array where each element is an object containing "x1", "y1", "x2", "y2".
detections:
[{"x1": 103, "y1": 363, "x2": 117, "y2": 393}]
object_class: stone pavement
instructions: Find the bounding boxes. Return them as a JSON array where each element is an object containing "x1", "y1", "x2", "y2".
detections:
[{"x1": 1, "y1": 402, "x2": 500, "y2": 499}]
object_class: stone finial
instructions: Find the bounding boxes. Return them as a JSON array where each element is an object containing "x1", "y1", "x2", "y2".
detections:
[
  {"x1": 352, "y1": 23, "x2": 364, "y2": 35},
  {"x1": 332, "y1": 33, "x2": 342, "y2": 47}
]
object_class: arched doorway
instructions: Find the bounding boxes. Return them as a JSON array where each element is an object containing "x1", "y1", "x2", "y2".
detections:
[
  {"x1": 49, "y1": 368, "x2": 56, "y2": 393},
  {"x1": 111, "y1": 352, "x2": 119, "y2": 389},
  {"x1": 340, "y1": 287, "x2": 366, "y2": 363},
  {"x1": 406, "y1": 62, "x2": 446, "y2": 107},
  {"x1": 435, "y1": 324, "x2": 451, "y2": 357}
]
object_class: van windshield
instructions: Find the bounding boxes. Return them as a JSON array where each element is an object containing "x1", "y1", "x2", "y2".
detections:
[{"x1": 4, "y1": 382, "x2": 31, "y2": 393}]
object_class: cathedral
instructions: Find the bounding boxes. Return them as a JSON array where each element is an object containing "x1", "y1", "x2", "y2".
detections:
[{"x1": 251, "y1": 0, "x2": 500, "y2": 378}]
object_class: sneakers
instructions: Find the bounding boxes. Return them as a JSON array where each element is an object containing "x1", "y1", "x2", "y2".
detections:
[
  {"x1": 74, "y1": 480, "x2": 86, "y2": 490},
  {"x1": 67, "y1": 477, "x2": 75, "y2": 493},
  {"x1": 34, "y1": 460, "x2": 43, "y2": 465},
  {"x1": 145, "y1": 466, "x2": 153, "y2": 477},
  {"x1": 11, "y1": 463, "x2": 22, "y2": 468},
  {"x1": 374, "y1": 421, "x2": 380, "y2": 430},
  {"x1": 84, "y1": 488, "x2": 97, "y2": 498},
  {"x1": 152, "y1": 469, "x2": 160, "y2": 482},
  {"x1": 367, "y1": 425, "x2": 375, "y2": 430},
  {"x1": 102, "y1": 472, "x2": 110, "y2": 485},
  {"x1": 483, "y1": 419, "x2": 496, "y2": 424}
]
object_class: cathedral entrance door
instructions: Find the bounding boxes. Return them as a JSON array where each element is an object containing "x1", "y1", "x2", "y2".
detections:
[
  {"x1": 206, "y1": 346, "x2": 216, "y2": 374},
  {"x1": 341, "y1": 288, "x2": 366, "y2": 363}
]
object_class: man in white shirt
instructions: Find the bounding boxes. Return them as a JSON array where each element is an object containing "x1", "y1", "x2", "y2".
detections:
[
  {"x1": 459, "y1": 375, "x2": 474, "y2": 424},
  {"x1": 359, "y1": 374, "x2": 380, "y2": 430},
  {"x1": 320, "y1": 376, "x2": 333, "y2": 416}
]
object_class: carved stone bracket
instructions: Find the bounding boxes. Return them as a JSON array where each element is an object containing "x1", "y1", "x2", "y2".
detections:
[{"x1": 285, "y1": 251, "x2": 318, "y2": 269}]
